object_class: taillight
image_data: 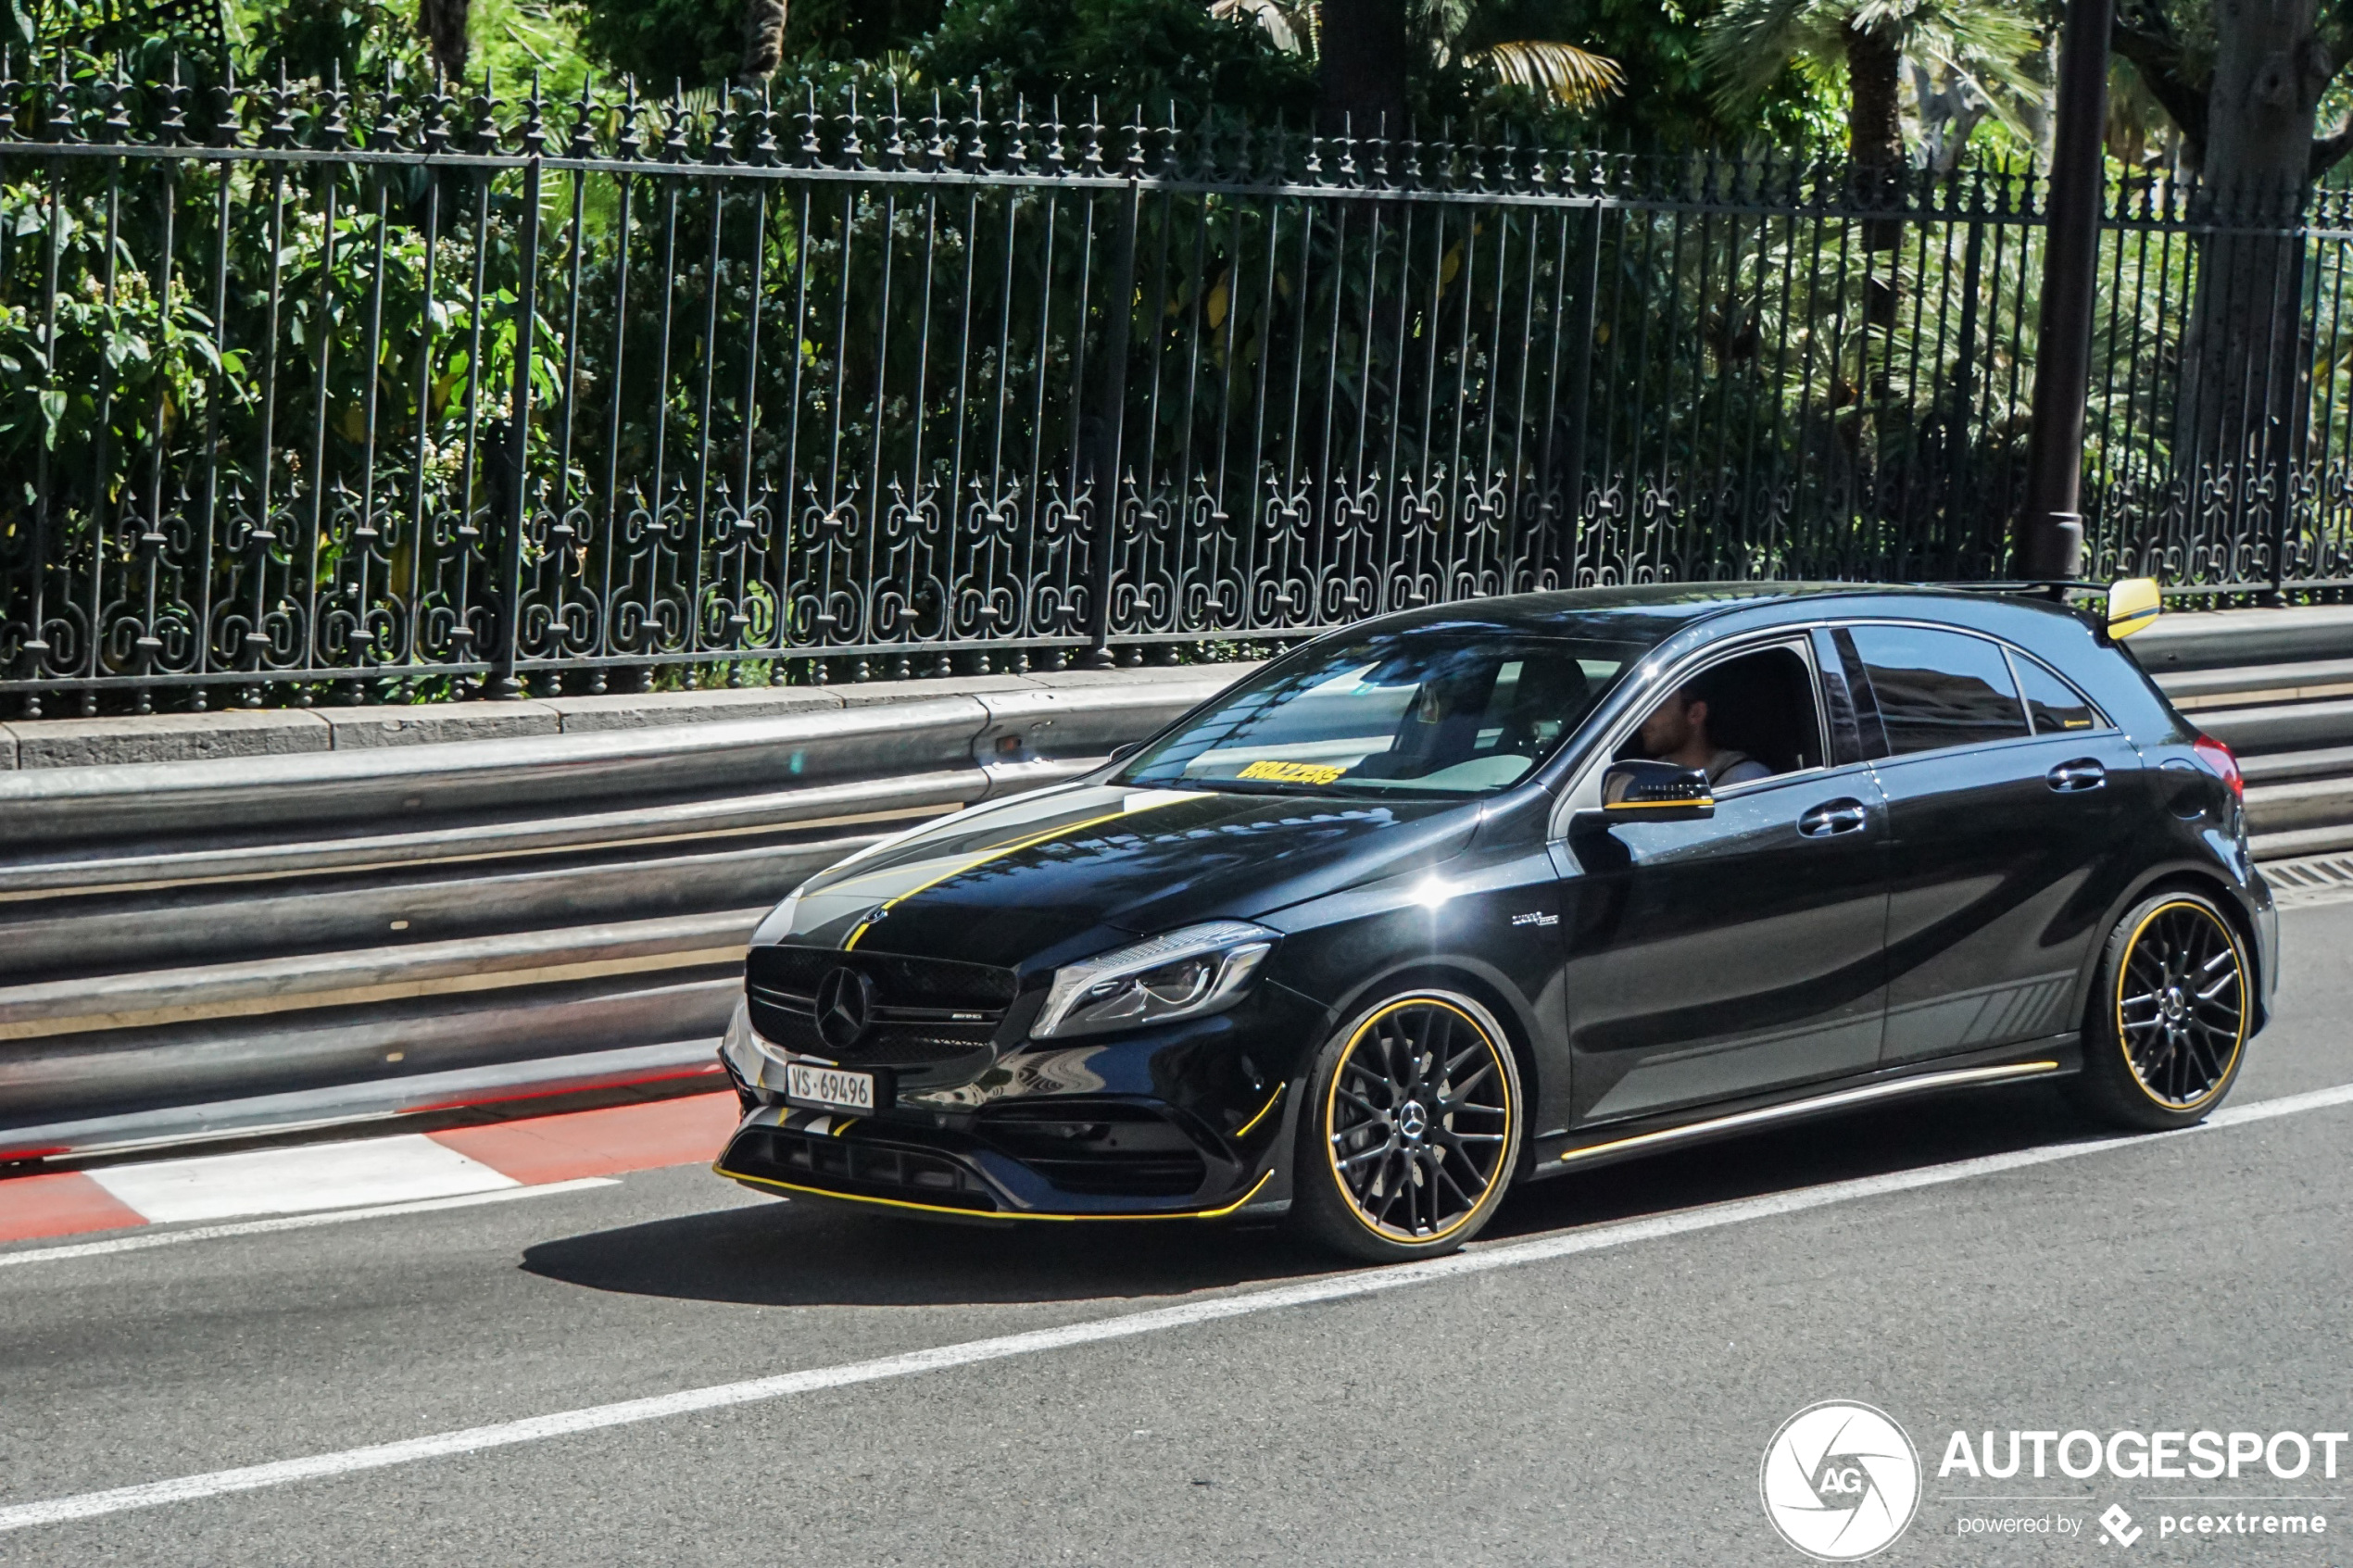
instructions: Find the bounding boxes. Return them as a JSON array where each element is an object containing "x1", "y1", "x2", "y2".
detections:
[{"x1": 2192, "y1": 734, "x2": 2244, "y2": 802}]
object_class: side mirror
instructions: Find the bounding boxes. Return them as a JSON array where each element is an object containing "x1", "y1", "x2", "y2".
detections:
[
  {"x1": 2105, "y1": 576, "x2": 2161, "y2": 641},
  {"x1": 1600, "y1": 759, "x2": 1715, "y2": 822},
  {"x1": 1108, "y1": 741, "x2": 1142, "y2": 763}
]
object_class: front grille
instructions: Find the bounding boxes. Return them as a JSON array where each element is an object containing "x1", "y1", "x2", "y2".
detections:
[
  {"x1": 749, "y1": 946, "x2": 1016, "y2": 1010},
  {"x1": 730, "y1": 1126, "x2": 999, "y2": 1211},
  {"x1": 753, "y1": 1006, "x2": 993, "y2": 1066},
  {"x1": 976, "y1": 1101, "x2": 1210, "y2": 1198},
  {"x1": 746, "y1": 944, "x2": 1014, "y2": 1069}
]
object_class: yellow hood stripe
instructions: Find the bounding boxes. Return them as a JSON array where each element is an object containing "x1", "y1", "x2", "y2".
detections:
[{"x1": 841, "y1": 793, "x2": 1196, "y2": 949}]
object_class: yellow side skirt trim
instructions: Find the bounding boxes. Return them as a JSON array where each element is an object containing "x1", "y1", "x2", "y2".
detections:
[
  {"x1": 714, "y1": 1163, "x2": 1275, "y2": 1222},
  {"x1": 1557, "y1": 1060, "x2": 2061, "y2": 1164}
]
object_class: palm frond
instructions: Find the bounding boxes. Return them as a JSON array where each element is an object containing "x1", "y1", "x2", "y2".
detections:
[
  {"x1": 1210, "y1": 0, "x2": 1313, "y2": 56},
  {"x1": 1466, "y1": 39, "x2": 1625, "y2": 108},
  {"x1": 1697, "y1": 0, "x2": 1843, "y2": 110}
]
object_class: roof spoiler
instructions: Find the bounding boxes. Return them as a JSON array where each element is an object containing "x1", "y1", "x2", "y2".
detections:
[{"x1": 1925, "y1": 577, "x2": 2163, "y2": 642}]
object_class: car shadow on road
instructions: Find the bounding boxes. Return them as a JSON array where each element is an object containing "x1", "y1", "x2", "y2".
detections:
[
  {"x1": 520, "y1": 1081, "x2": 2097, "y2": 1309},
  {"x1": 520, "y1": 1197, "x2": 1327, "y2": 1307},
  {"x1": 1481, "y1": 1079, "x2": 2092, "y2": 1242}
]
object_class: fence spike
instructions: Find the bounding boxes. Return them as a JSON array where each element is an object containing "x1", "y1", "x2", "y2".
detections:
[{"x1": 568, "y1": 74, "x2": 596, "y2": 159}]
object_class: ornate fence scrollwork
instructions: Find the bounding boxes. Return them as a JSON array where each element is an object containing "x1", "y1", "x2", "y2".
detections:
[{"x1": 1, "y1": 59, "x2": 2347, "y2": 709}]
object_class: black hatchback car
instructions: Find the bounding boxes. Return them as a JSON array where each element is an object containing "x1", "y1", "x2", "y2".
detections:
[{"x1": 715, "y1": 583, "x2": 2277, "y2": 1260}]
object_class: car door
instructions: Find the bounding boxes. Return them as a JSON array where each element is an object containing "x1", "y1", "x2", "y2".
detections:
[
  {"x1": 1836, "y1": 621, "x2": 2145, "y2": 1066},
  {"x1": 1550, "y1": 636, "x2": 1892, "y2": 1125}
]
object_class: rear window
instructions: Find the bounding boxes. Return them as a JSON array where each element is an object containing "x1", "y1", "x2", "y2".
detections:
[
  {"x1": 1848, "y1": 625, "x2": 2030, "y2": 756},
  {"x1": 2011, "y1": 653, "x2": 2104, "y2": 734}
]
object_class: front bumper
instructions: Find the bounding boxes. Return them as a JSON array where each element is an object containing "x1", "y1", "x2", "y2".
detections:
[
  {"x1": 714, "y1": 980, "x2": 1328, "y2": 1220},
  {"x1": 716, "y1": 1102, "x2": 1283, "y2": 1221}
]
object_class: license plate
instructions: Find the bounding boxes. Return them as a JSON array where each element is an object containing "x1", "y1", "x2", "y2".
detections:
[{"x1": 786, "y1": 1061, "x2": 876, "y2": 1113}]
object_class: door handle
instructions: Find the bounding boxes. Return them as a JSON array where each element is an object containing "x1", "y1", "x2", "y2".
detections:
[
  {"x1": 1797, "y1": 799, "x2": 1870, "y2": 837},
  {"x1": 2046, "y1": 759, "x2": 2107, "y2": 793}
]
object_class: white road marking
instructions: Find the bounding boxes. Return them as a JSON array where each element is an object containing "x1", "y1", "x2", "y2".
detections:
[
  {"x1": 0, "y1": 1178, "x2": 621, "y2": 1270},
  {"x1": 3, "y1": 1080, "x2": 2347, "y2": 1535},
  {"x1": 86, "y1": 1134, "x2": 517, "y2": 1223}
]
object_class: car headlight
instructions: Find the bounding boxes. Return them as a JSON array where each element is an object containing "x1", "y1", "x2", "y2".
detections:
[{"x1": 1033, "y1": 922, "x2": 1277, "y2": 1039}]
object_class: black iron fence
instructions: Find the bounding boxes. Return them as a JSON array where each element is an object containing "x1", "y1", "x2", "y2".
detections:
[{"x1": 2, "y1": 56, "x2": 2347, "y2": 709}]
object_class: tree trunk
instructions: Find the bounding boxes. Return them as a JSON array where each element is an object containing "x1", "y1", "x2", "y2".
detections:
[
  {"x1": 1843, "y1": 23, "x2": 1904, "y2": 172},
  {"x1": 1315, "y1": 0, "x2": 1410, "y2": 139},
  {"x1": 2178, "y1": 0, "x2": 2333, "y2": 577},
  {"x1": 740, "y1": 0, "x2": 788, "y2": 80},
  {"x1": 418, "y1": 0, "x2": 469, "y2": 79},
  {"x1": 1844, "y1": 23, "x2": 1905, "y2": 254}
]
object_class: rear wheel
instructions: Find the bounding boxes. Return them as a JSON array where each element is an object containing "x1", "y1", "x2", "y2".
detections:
[
  {"x1": 1290, "y1": 990, "x2": 1523, "y2": 1262},
  {"x1": 2070, "y1": 891, "x2": 2250, "y2": 1130}
]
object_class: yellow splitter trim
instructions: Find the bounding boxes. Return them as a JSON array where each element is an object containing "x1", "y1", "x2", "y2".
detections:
[
  {"x1": 1232, "y1": 1084, "x2": 1288, "y2": 1139},
  {"x1": 714, "y1": 1161, "x2": 1275, "y2": 1221}
]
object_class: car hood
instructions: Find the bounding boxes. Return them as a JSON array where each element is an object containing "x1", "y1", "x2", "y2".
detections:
[{"x1": 779, "y1": 783, "x2": 1482, "y2": 972}]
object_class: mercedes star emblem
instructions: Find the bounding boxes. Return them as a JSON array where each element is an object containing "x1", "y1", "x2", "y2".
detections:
[{"x1": 814, "y1": 966, "x2": 875, "y2": 1052}]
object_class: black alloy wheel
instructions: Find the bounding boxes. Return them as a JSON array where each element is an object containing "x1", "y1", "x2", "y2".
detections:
[
  {"x1": 1292, "y1": 991, "x2": 1523, "y2": 1261},
  {"x1": 2070, "y1": 891, "x2": 2250, "y2": 1130}
]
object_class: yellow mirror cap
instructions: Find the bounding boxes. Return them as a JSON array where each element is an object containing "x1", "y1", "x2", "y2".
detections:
[
  {"x1": 1603, "y1": 795, "x2": 1715, "y2": 812},
  {"x1": 2107, "y1": 576, "x2": 2161, "y2": 639}
]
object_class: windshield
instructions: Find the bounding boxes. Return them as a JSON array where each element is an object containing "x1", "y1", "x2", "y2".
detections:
[{"x1": 1118, "y1": 633, "x2": 1648, "y2": 797}]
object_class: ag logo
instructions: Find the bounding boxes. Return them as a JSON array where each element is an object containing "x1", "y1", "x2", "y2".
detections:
[{"x1": 1759, "y1": 1400, "x2": 1920, "y2": 1561}]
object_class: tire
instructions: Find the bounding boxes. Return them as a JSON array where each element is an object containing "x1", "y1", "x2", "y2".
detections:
[
  {"x1": 2068, "y1": 890, "x2": 2252, "y2": 1131},
  {"x1": 1290, "y1": 989, "x2": 1525, "y2": 1262}
]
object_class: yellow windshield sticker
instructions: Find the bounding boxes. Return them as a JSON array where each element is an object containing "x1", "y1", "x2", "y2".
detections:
[{"x1": 1237, "y1": 759, "x2": 1347, "y2": 785}]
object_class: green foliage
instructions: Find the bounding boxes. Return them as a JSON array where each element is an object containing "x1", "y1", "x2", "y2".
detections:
[
  {"x1": 780, "y1": 0, "x2": 944, "y2": 65},
  {"x1": 574, "y1": 0, "x2": 937, "y2": 89},
  {"x1": 244, "y1": 0, "x2": 428, "y2": 87},
  {"x1": 1495, "y1": 0, "x2": 1839, "y2": 146},
  {"x1": 1699, "y1": 0, "x2": 2044, "y2": 136},
  {"x1": 913, "y1": 0, "x2": 1318, "y2": 125},
  {"x1": 474, "y1": 0, "x2": 595, "y2": 99},
  {"x1": 575, "y1": 0, "x2": 733, "y2": 89}
]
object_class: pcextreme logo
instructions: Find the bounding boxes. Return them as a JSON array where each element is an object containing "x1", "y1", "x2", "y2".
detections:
[{"x1": 1760, "y1": 1401, "x2": 1923, "y2": 1561}]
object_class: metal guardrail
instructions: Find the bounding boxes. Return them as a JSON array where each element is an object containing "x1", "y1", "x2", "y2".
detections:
[
  {"x1": 3, "y1": 604, "x2": 2351, "y2": 1160},
  {"x1": 0, "y1": 662, "x2": 1246, "y2": 1152}
]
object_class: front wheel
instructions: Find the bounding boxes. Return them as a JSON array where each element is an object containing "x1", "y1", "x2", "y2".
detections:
[
  {"x1": 2069, "y1": 891, "x2": 2251, "y2": 1131},
  {"x1": 1290, "y1": 990, "x2": 1524, "y2": 1262}
]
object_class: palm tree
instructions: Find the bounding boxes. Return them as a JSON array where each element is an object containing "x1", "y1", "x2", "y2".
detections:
[
  {"x1": 1698, "y1": 0, "x2": 2042, "y2": 175},
  {"x1": 1219, "y1": 0, "x2": 1622, "y2": 132}
]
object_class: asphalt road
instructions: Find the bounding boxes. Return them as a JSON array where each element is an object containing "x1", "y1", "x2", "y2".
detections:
[{"x1": 4, "y1": 903, "x2": 2349, "y2": 1566}]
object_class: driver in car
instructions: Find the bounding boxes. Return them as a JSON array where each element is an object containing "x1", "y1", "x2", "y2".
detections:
[{"x1": 1638, "y1": 671, "x2": 1771, "y2": 787}]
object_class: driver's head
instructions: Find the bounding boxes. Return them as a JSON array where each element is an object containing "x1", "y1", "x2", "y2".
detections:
[{"x1": 1639, "y1": 681, "x2": 1714, "y2": 759}]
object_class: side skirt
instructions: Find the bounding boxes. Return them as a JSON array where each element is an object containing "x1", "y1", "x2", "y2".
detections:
[{"x1": 1524, "y1": 1038, "x2": 2082, "y2": 1181}]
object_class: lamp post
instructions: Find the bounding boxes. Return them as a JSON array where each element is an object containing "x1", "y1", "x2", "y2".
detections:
[{"x1": 2014, "y1": 0, "x2": 2115, "y2": 583}]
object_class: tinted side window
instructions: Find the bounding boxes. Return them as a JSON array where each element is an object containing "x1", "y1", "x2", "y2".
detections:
[
  {"x1": 2010, "y1": 653, "x2": 2103, "y2": 734},
  {"x1": 1848, "y1": 626, "x2": 2030, "y2": 756}
]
